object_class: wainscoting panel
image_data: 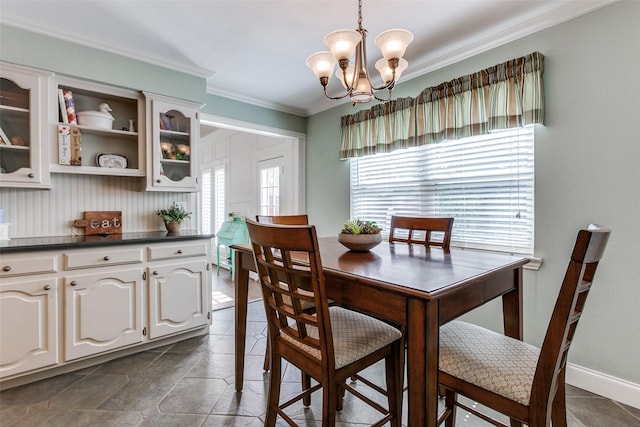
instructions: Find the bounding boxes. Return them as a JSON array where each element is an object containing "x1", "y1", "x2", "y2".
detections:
[{"x1": 0, "y1": 175, "x2": 195, "y2": 238}]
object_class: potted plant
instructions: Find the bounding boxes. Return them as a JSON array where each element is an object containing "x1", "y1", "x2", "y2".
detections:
[
  {"x1": 338, "y1": 219, "x2": 383, "y2": 251},
  {"x1": 157, "y1": 204, "x2": 192, "y2": 233}
]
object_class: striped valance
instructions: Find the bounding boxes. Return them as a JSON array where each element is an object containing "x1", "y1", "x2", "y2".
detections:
[{"x1": 339, "y1": 52, "x2": 545, "y2": 159}]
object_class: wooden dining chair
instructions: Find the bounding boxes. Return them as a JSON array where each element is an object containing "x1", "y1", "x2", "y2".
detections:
[
  {"x1": 256, "y1": 214, "x2": 310, "y2": 371},
  {"x1": 388, "y1": 215, "x2": 454, "y2": 251},
  {"x1": 437, "y1": 224, "x2": 611, "y2": 427},
  {"x1": 246, "y1": 220, "x2": 404, "y2": 427}
]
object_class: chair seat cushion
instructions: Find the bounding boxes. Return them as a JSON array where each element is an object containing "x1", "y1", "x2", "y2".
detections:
[
  {"x1": 281, "y1": 306, "x2": 402, "y2": 369},
  {"x1": 439, "y1": 321, "x2": 540, "y2": 405}
]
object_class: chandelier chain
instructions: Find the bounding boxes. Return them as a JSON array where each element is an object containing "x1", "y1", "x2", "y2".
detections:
[{"x1": 358, "y1": 0, "x2": 363, "y2": 30}]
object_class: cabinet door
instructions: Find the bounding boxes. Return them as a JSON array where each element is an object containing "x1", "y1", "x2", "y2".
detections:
[
  {"x1": 145, "y1": 93, "x2": 200, "y2": 192},
  {"x1": 147, "y1": 260, "x2": 208, "y2": 338},
  {"x1": 0, "y1": 277, "x2": 58, "y2": 378},
  {"x1": 64, "y1": 268, "x2": 143, "y2": 361},
  {"x1": 0, "y1": 63, "x2": 52, "y2": 189}
]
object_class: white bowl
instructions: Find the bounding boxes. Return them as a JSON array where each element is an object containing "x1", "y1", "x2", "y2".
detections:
[{"x1": 77, "y1": 111, "x2": 114, "y2": 129}]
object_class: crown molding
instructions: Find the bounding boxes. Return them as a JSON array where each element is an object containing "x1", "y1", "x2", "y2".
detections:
[
  {"x1": 205, "y1": 84, "x2": 307, "y2": 117},
  {"x1": 3, "y1": 0, "x2": 617, "y2": 118},
  {"x1": 303, "y1": 0, "x2": 618, "y2": 117},
  {"x1": 1, "y1": 19, "x2": 215, "y2": 79}
]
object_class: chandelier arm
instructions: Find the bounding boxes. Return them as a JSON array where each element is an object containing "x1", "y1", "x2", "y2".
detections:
[
  {"x1": 372, "y1": 88, "x2": 393, "y2": 102},
  {"x1": 323, "y1": 86, "x2": 352, "y2": 101},
  {"x1": 369, "y1": 79, "x2": 395, "y2": 92}
]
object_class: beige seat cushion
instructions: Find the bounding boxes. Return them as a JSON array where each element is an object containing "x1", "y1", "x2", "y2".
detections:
[
  {"x1": 439, "y1": 320, "x2": 540, "y2": 405},
  {"x1": 281, "y1": 306, "x2": 402, "y2": 369}
]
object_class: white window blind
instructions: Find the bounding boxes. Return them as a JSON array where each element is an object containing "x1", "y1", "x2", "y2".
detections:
[
  {"x1": 214, "y1": 166, "x2": 226, "y2": 233},
  {"x1": 350, "y1": 126, "x2": 535, "y2": 255},
  {"x1": 201, "y1": 170, "x2": 212, "y2": 233}
]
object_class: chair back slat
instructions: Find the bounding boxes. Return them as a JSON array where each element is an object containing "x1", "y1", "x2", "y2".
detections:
[
  {"x1": 256, "y1": 214, "x2": 309, "y2": 225},
  {"x1": 531, "y1": 225, "x2": 611, "y2": 417},
  {"x1": 246, "y1": 220, "x2": 334, "y2": 365},
  {"x1": 388, "y1": 215, "x2": 454, "y2": 250}
]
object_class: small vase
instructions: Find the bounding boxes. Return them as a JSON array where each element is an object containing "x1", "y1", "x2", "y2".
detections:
[{"x1": 165, "y1": 221, "x2": 181, "y2": 234}]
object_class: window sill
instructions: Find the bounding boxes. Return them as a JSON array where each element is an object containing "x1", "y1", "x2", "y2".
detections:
[
  {"x1": 524, "y1": 257, "x2": 542, "y2": 271},
  {"x1": 451, "y1": 246, "x2": 542, "y2": 271}
]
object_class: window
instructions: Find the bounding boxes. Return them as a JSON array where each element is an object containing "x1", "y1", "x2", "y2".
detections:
[
  {"x1": 259, "y1": 161, "x2": 282, "y2": 216},
  {"x1": 350, "y1": 126, "x2": 535, "y2": 255},
  {"x1": 201, "y1": 165, "x2": 226, "y2": 234},
  {"x1": 201, "y1": 169, "x2": 212, "y2": 233}
]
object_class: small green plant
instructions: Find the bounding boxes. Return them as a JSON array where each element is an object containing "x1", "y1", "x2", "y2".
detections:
[
  {"x1": 157, "y1": 204, "x2": 192, "y2": 223},
  {"x1": 340, "y1": 219, "x2": 381, "y2": 235}
]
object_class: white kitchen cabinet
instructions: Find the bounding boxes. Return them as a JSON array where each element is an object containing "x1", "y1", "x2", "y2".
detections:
[
  {"x1": 0, "y1": 276, "x2": 58, "y2": 377},
  {"x1": 0, "y1": 62, "x2": 52, "y2": 189},
  {"x1": 147, "y1": 259, "x2": 209, "y2": 339},
  {"x1": 63, "y1": 268, "x2": 144, "y2": 361},
  {"x1": 145, "y1": 92, "x2": 200, "y2": 192},
  {"x1": 0, "y1": 235, "x2": 211, "y2": 385}
]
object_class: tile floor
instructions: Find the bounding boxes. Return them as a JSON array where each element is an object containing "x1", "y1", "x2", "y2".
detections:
[{"x1": 1, "y1": 272, "x2": 639, "y2": 426}]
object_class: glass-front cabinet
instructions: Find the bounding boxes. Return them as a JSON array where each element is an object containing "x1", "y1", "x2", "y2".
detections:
[
  {"x1": 0, "y1": 63, "x2": 52, "y2": 189},
  {"x1": 145, "y1": 92, "x2": 200, "y2": 192}
]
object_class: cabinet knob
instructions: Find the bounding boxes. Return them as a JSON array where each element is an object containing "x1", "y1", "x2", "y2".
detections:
[
  {"x1": 44, "y1": 284, "x2": 51, "y2": 291},
  {"x1": 156, "y1": 179, "x2": 161, "y2": 183},
  {"x1": 2, "y1": 265, "x2": 10, "y2": 272},
  {"x1": 153, "y1": 271, "x2": 158, "y2": 276},
  {"x1": 103, "y1": 256, "x2": 110, "y2": 261},
  {"x1": 177, "y1": 249, "x2": 183, "y2": 254},
  {"x1": 28, "y1": 173, "x2": 35, "y2": 178},
  {"x1": 70, "y1": 281, "x2": 78, "y2": 286}
]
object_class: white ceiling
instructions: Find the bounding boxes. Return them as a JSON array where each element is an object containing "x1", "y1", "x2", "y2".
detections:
[{"x1": 1, "y1": 0, "x2": 614, "y2": 117}]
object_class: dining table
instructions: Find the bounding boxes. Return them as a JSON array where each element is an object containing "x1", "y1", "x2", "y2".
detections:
[{"x1": 231, "y1": 237, "x2": 529, "y2": 426}]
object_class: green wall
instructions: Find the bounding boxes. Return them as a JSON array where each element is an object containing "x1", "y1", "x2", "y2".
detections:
[
  {"x1": 202, "y1": 94, "x2": 306, "y2": 134},
  {"x1": 1, "y1": 24, "x2": 306, "y2": 136},
  {"x1": 305, "y1": 1, "x2": 640, "y2": 389}
]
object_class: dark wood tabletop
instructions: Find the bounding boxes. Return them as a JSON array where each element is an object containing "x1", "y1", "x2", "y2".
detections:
[{"x1": 231, "y1": 237, "x2": 529, "y2": 426}]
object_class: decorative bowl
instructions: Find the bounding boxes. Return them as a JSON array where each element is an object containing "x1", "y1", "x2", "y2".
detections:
[
  {"x1": 77, "y1": 111, "x2": 114, "y2": 129},
  {"x1": 338, "y1": 233, "x2": 383, "y2": 252}
]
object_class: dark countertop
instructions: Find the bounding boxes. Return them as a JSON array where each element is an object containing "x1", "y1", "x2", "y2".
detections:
[{"x1": 0, "y1": 230, "x2": 215, "y2": 254}]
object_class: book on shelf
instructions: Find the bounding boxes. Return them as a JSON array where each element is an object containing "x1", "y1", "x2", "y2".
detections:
[
  {"x1": 69, "y1": 126, "x2": 82, "y2": 166},
  {"x1": 0, "y1": 126, "x2": 11, "y2": 145},
  {"x1": 62, "y1": 89, "x2": 78, "y2": 125},
  {"x1": 58, "y1": 89, "x2": 69, "y2": 124},
  {"x1": 58, "y1": 125, "x2": 71, "y2": 165},
  {"x1": 159, "y1": 113, "x2": 172, "y2": 131}
]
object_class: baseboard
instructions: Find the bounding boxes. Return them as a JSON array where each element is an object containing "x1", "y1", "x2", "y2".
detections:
[{"x1": 566, "y1": 363, "x2": 640, "y2": 409}]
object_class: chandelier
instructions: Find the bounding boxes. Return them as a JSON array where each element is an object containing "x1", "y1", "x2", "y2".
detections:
[{"x1": 305, "y1": 0, "x2": 413, "y2": 105}]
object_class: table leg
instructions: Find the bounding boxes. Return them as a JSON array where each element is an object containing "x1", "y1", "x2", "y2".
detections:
[
  {"x1": 234, "y1": 253, "x2": 250, "y2": 391},
  {"x1": 502, "y1": 266, "x2": 523, "y2": 339},
  {"x1": 406, "y1": 298, "x2": 439, "y2": 426}
]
